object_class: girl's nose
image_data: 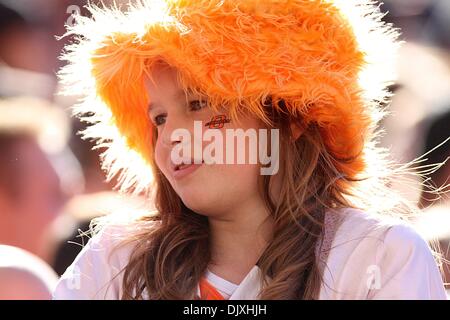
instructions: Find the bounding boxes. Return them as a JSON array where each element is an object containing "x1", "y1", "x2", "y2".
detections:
[{"x1": 159, "y1": 116, "x2": 188, "y2": 148}]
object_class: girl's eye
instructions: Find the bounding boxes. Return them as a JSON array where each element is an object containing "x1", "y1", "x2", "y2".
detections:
[
  {"x1": 153, "y1": 114, "x2": 167, "y2": 126},
  {"x1": 150, "y1": 100, "x2": 206, "y2": 126},
  {"x1": 189, "y1": 100, "x2": 208, "y2": 111}
]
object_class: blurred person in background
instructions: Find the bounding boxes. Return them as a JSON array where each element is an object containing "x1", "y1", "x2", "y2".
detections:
[
  {"x1": 0, "y1": 1, "x2": 142, "y2": 298},
  {"x1": 0, "y1": 1, "x2": 122, "y2": 193},
  {"x1": 0, "y1": 1, "x2": 55, "y2": 75},
  {"x1": 0, "y1": 2, "x2": 56, "y2": 99},
  {"x1": 0, "y1": 96, "x2": 83, "y2": 263},
  {"x1": 0, "y1": 244, "x2": 58, "y2": 299},
  {"x1": 0, "y1": 0, "x2": 117, "y2": 194},
  {"x1": 0, "y1": 0, "x2": 88, "y2": 75},
  {"x1": 0, "y1": 96, "x2": 83, "y2": 299}
]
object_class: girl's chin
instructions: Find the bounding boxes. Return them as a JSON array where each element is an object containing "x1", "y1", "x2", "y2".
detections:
[{"x1": 179, "y1": 194, "x2": 216, "y2": 214}]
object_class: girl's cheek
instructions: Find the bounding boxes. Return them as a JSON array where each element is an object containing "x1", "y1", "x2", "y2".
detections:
[{"x1": 154, "y1": 138, "x2": 166, "y2": 174}]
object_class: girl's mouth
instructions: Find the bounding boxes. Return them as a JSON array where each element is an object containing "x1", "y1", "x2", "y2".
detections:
[{"x1": 172, "y1": 159, "x2": 204, "y2": 180}]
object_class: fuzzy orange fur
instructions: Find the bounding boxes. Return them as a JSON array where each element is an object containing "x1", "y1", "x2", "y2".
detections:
[{"x1": 59, "y1": 0, "x2": 400, "y2": 193}]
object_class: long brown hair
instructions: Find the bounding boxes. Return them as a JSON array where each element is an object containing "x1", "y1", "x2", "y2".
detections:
[{"x1": 99, "y1": 95, "x2": 445, "y2": 300}]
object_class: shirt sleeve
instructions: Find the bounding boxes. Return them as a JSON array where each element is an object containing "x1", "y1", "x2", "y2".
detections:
[
  {"x1": 368, "y1": 223, "x2": 447, "y2": 300},
  {"x1": 52, "y1": 225, "x2": 127, "y2": 300}
]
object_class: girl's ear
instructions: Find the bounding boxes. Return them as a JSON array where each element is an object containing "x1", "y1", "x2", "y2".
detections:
[{"x1": 290, "y1": 121, "x2": 305, "y2": 141}]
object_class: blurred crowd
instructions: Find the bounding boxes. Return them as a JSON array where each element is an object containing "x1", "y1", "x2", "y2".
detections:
[{"x1": 0, "y1": 0, "x2": 448, "y2": 299}]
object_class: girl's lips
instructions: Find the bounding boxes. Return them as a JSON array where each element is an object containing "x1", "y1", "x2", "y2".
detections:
[{"x1": 172, "y1": 162, "x2": 203, "y2": 180}]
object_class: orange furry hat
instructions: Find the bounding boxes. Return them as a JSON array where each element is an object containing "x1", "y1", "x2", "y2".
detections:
[{"x1": 59, "y1": 0, "x2": 400, "y2": 194}]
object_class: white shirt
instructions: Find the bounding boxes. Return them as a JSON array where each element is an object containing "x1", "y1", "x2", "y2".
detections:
[
  {"x1": 52, "y1": 207, "x2": 447, "y2": 299},
  {"x1": 204, "y1": 269, "x2": 239, "y2": 299}
]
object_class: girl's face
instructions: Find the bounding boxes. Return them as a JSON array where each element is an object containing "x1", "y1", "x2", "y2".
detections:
[{"x1": 145, "y1": 62, "x2": 267, "y2": 217}]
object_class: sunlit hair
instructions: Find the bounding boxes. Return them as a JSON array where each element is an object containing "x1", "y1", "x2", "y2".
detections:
[{"x1": 100, "y1": 95, "x2": 447, "y2": 299}]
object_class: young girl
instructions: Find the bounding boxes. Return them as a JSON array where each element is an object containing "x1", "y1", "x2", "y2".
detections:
[{"x1": 54, "y1": 0, "x2": 447, "y2": 299}]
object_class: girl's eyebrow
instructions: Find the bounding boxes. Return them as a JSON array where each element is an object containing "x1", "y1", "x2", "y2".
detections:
[{"x1": 147, "y1": 90, "x2": 194, "y2": 112}]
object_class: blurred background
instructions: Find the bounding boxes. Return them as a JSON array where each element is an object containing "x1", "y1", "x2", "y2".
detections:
[{"x1": 0, "y1": 0, "x2": 448, "y2": 299}]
